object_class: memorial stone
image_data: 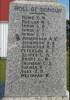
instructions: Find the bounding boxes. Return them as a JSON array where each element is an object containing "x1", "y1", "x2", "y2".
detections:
[
  {"x1": 5, "y1": 0, "x2": 66, "y2": 97},
  {"x1": 18, "y1": 0, "x2": 57, "y2": 2}
]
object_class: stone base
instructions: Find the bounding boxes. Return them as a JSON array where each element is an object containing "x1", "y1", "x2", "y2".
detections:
[
  {"x1": 1, "y1": 91, "x2": 69, "y2": 100},
  {"x1": 1, "y1": 97, "x2": 69, "y2": 100},
  {"x1": 16, "y1": 0, "x2": 57, "y2": 2}
]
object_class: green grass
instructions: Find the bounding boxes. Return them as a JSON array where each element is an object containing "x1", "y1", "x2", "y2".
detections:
[
  {"x1": 0, "y1": 58, "x2": 6, "y2": 84},
  {"x1": 67, "y1": 48, "x2": 70, "y2": 91}
]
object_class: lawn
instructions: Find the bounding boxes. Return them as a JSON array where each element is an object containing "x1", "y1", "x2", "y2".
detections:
[
  {"x1": 0, "y1": 58, "x2": 6, "y2": 84},
  {"x1": 67, "y1": 48, "x2": 70, "y2": 91}
]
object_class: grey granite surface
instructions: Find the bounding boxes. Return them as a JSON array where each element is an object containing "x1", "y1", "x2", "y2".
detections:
[
  {"x1": 17, "y1": 0, "x2": 57, "y2": 2},
  {"x1": 5, "y1": 1, "x2": 66, "y2": 97}
]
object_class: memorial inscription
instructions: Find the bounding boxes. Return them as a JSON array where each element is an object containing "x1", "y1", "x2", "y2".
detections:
[
  {"x1": 5, "y1": 1, "x2": 66, "y2": 97},
  {"x1": 21, "y1": 14, "x2": 58, "y2": 78}
]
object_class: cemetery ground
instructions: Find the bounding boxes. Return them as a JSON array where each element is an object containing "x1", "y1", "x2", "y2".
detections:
[
  {"x1": 67, "y1": 48, "x2": 70, "y2": 92},
  {"x1": 0, "y1": 49, "x2": 70, "y2": 92},
  {"x1": 0, "y1": 58, "x2": 6, "y2": 84},
  {"x1": 0, "y1": 58, "x2": 6, "y2": 96}
]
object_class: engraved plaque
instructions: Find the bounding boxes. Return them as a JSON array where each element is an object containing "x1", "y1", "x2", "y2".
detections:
[{"x1": 5, "y1": 1, "x2": 66, "y2": 96}]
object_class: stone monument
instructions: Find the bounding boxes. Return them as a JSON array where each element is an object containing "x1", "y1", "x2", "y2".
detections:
[
  {"x1": 18, "y1": 0, "x2": 57, "y2": 2},
  {"x1": 5, "y1": 0, "x2": 67, "y2": 97}
]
